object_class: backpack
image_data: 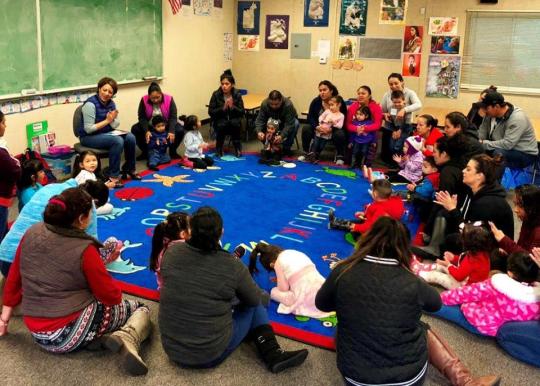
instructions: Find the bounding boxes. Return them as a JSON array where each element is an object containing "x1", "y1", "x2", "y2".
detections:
[{"x1": 15, "y1": 148, "x2": 57, "y2": 185}]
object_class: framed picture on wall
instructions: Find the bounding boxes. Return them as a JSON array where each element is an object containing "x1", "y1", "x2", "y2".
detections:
[
  {"x1": 339, "y1": 0, "x2": 368, "y2": 36},
  {"x1": 428, "y1": 17, "x2": 458, "y2": 36},
  {"x1": 426, "y1": 55, "x2": 462, "y2": 99},
  {"x1": 237, "y1": 1, "x2": 261, "y2": 35},
  {"x1": 337, "y1": 36, "x2": 358, "y2": 60},
  {"x1": 430, "y1": 36, "x2": 460, "y2": 54},
  {"x1": 402, "y1": 53, "x2": 421, "y2": 77},
  {"x1": 403, "y1": 25, "x2": 423, "y2": 53},
  {"x1": 265, "y1": 15, "x2": 289, "y2": 49},
  {"x1": 379, "y1": 0, "x2": 407, "y2": 25},
  {"x1": 304, "y1": 0, "x2": 330, "y2": 27}
]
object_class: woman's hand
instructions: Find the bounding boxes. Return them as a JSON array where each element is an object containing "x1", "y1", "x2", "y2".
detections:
[
  {"x1": 392, "y1": 154, "x2": 403, "y2": 164},
  {"x1": 434, "y1": 190, "x2": 458, "y2": 211},
  {"x1": 530, "y1": 248, "x2": 540, "y2": 269},
  {"x1": 392, "y1": 129, "x2": 402, "y2": 140},
  {"x1": 106, "y1": 110, "x2": 118, "y2": 123},
  {"x1": 167, "y1": 132, "x2": 175, "y2": 143},
  {"x1": 489, "y1": 221, "x2": 505, "y2": 242},
  {"x1": 356, "y1": 125, "x2": 365, "y2": 135},
  {"x1": 396, "y1": 109, "x2": 406, "y2": 119},
  {"x1": 145, "y1": 131, "x2": 152, "y2": 144},
  {"x1": 0, "y1": 306, "x2": 14, "y2": 337},
  {"x1": 274, "y1": 135, "x2": 283, "y2": 144}
]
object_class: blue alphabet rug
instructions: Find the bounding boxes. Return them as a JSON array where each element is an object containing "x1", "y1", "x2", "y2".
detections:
[{"x1": 99, "y1": 154, "x2": 417, "y2": 349}]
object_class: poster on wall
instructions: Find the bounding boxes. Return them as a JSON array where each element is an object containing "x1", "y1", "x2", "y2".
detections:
[
  {"x1": 265, "y1": 15, "x2": 289, "y2": 49},
  {"x1": 224, "y1": 32, "x2": 233, "y2": 61},
  {"x1": 213, "y1": 0, "x2": 223, "y2": 19},
  {"x1": 238, "y1": 35, "x2": 260, "y2": 51},
  {"x1": 430, "y1": 36, "x2": 460, "y2": 54},
  {"x1": 237, "y1": 1, "x2": 260, "y2": 35},
  {"x1": 193, "y1": 0, "x2": 211, "y2": 16},
  {"x1": 339, "y1": 0, "x2": 368, "y2": 36},
  {"x1": 304, "y1": 0, "x2": 330, "y2": 27},
  {"x1": 426, "y1": 55, "x2": 461, "y2": 99},
  {"x1": 403, "y1": 26, "x2": 423, "y2": 53},
  {"x1": 428, "y1": 17, "x2": 458, "y2": 36},
  {"x1": 379, "y1": 0, "x2": 407, "y2": 25},
  {"x1": 337, "y1": 36, "x2": 358, "y2": 60},
  {"x1": 402, "y1": 53, "x2": 421, "y2": 77}
]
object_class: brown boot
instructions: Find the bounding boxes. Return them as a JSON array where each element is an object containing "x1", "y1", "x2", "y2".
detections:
[
  {"x1": 427, "y1": 328, "x2": 501, "y2": 386},
  {"x1": 103, "y1": 308, "x2": 152, "y2": 376}
]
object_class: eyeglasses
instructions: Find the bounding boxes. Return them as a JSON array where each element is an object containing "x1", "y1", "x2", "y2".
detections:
[{"x1": 459, "y1": 221, "x2": 483, "y2": 231}]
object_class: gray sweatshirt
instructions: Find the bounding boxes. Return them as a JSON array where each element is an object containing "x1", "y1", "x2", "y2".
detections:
[
  {"x1": 380, "y1": 87, "x2": 422, "y2": 128},
  {"x1": 478, "y1": 104, "x2": 538, "y2": 156}
]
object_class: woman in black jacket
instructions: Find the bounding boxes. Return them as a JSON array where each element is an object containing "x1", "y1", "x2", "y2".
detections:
[{"x1": 208, "y1": 70, "x2": 245, "y2": 157}]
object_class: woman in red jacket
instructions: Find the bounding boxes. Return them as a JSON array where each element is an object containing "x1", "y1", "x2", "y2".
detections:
[
  {"x1": 490, "y1": 184, "x2": 540, "y2": 272},
  {"x1": 0, "y1": 188, "x2": 151, "y2": 376},
  {"x1": 414, "y1": 114, "x2": 443, "y2": 157}
]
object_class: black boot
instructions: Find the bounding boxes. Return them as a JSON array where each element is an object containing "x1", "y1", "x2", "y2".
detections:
[
  {"x1": 233, "y1": 140, "x2": 242, "y2": 158},
  {"x1": 251, "y1": 325, "x2": 308, "y2": 373},
  {"x1": 328, "y1": 209, "x2": 352, "y2": 231}
]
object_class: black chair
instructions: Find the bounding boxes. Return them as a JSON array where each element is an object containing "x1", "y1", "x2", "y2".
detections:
[{"x1": 72, "y1": 104, "x2": 109, "y2": 159}]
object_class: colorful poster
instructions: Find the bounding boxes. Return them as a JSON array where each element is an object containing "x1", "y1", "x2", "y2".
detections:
[
  {"x1": 238, "y1": 35, "x2": 260, "y2": 51},
  {"x1": 237, "y1": 1, "x2": 260, "y2": 35},
  {"x1": 304, "y1": 0, "x2": 330, "y2": 27},
  {"x1": 379, "y1": 0, "x2": 407, "y2": 25},
  {"x1": 339, "y1": 0, "x2": 368, "y2": 36},
  {"x1": 429, "y1": 17, "x2": 458, "y2": 36},
  {"x1": 426, "y1": 55, "x2": 461, "y2": 99},
  {"x1": 337, "y1": 36, "x2": 358, "y2": 60},
  {"x1": 193, "y1": 0, "x2": 211, "y2": 16},
  {"x1": 403, "y1": 25, "x2": 423, "y2": 53},
  {"x1": 402, "y1": 53, "x2": 421, "y2": 77},
  {"x1": 265, "y1": 15, "x2": 289, "y2": 49},
  {"x1": 430, "y1": 36, "x2": 460, "y2": 54}
]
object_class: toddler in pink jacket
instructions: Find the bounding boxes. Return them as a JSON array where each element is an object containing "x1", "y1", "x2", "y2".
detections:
[{"x1": 437, "y1": 252, "x2": 540, "y2": 336}]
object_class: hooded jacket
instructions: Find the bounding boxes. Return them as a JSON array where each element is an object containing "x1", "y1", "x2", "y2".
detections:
[
  {"x1": 353, "y1": 196, "x2": 405, "y2": 234},
  {"x1": 446, "y1": 183, "x2": 514, "y2": 239}
]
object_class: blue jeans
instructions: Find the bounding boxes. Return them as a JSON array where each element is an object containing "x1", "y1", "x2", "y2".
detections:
[
  {"x1": 311, "y1": 136, "x2": 330, "y2": 156},
  {"x1": 497, "y1": 321, "x2": 540, "y2": 367},
  {"x1": 431, "y1": 305, "x2": 483, "y2": 335},
  {"x1": 492, "y1": 148, "x2": 537, "y2": 169},
  {"x1": 80, "y1": 132, "x2": 136, "y2": 178},
  {"x1": 381, "y1": 124, "x2": 412, "y2": 164},
  {"x1": 148, "y1": 149, "x2": 171, "y2": 168},
  {"x1": 351, "y1": 142, "x2": 370, "y2": 165},
  {"x1": 282, "y1": 119, "x2": 300, "y2": 153},
  {"x1": 191, "y1": 304, "x2": 269, "y2": 368}
]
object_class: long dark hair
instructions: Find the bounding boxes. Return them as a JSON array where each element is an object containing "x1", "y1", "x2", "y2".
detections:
[
  {"x1": 43, "y1": 188, "x2": 93, "y2": 228},
  {"x1": 515, "y1": 184, "x2": 540, "y2": 227},
  {"x1": 149, "y1": 212, "x2": 189, "y2": 272},
  {"x1": 445, "y1": 111, "x2": 469, "y2": 133},
  {"x1": 336, "y1": 217, "x2": 412, "y2": 279},
  {"x1": 248, "y1": 242, "x2": 284, "y2": 275},
  {"x1": 187, "y1": 206, "x2": 223, "y2": 252}
]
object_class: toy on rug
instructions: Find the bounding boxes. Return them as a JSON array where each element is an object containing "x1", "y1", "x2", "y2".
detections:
[{"x1": 248, "y1": 242, "x2": 334, "y2": 319}]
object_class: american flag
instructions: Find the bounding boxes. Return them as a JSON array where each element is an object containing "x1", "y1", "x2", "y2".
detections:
[{"x1": 168, "y1": 0, "x2": 182, "y2": 14}]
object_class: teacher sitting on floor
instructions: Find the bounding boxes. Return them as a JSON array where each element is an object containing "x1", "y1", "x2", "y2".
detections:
[
  {"x1": 131, "y1": 82, "x2": 185, "y2": 161},
  {"x1": 79, "y1": 77, "x2": 140, "y2": 189}
]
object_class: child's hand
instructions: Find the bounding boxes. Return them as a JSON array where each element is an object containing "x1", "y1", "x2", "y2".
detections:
[
  {"x1": 354, "y1": 211, "x2": 365, "y2": 219},
  {"x1": 349, "y1": 223, "x2": 356, "y2": 232},
  {"x1": 145, "y1": 131, "x2": 152, "y2": 144},
  {"x1": 105, "y1": 180, "x2": 115, "y2": 189},
  {"x1": 392, "y1": 154, "x2": 402, "y2": 164},
  {"x1": 530, "y1": 248, "x2": 540, "y2": 269},
  {"x1": 443, "y1": 251, "x2": 454, "y2": 261},
  {"x1": 406, "y1": 183, "x2": 416, "y2": 192},
  {"x1": 489, "y1": 221, "x2": 505, "y2": 242},
  {"x1": 396, "y1": 109, "x2": 406, "y2": 119},
  {"x1": 356, "y1": 125, "x2": 365, "y2": 135},
  {"x1": 383, "y1": 112, "x2": 391, "y2": 121},
  {"x1": 437, "y1": 258, "x2": 451, "y2": 267},
  {"x1": 347, "y1": 143, "x2": 353, "y2": 149},
  {"x1": 391, "y1": 129, "x2": 402, "y2": 140}
]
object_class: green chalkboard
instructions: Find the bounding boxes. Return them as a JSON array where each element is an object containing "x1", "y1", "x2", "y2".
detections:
[
  {"x1": 0, "y1": 0, "x2": 39, "y2": 95},
  {"x1": 40, "y1": 0, "x2": 162, "y2": 90}
]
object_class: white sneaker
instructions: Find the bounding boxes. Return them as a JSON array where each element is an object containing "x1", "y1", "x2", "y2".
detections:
[
  {"x1": 297, "y1": 155, "x2": 306, "y2": 162},
  {"x1": 335, "y1": 159, "x2": 344, "y2": 166}
]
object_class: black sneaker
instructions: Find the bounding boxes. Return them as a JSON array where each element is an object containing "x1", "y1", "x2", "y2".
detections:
[{"x1": 233, "y1": 245, "x2": 246, "y2": 259}]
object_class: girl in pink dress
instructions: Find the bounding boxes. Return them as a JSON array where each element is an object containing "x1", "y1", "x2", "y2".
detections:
[
  {"x1": 149, "y1": 212, "x2": 190, "y2": 290},
  {"x1": 248, "y1": 243, "x2": 333, "y2": 318}
]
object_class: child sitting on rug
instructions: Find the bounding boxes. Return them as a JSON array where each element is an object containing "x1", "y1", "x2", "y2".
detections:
[
  {"x1": 149, "y1": 212, "x2": 190, "y2": 290},
  {"x1": 348, "y1": 106, "x2": 375, "y2": 170},
  {"x1": 17, "y1": 159, "x2": 45, "y2": 211},
  {"x1": 403, "y1": 156, "x2": 440, "y2": 222},
  {"x1": 328, "y1": 179, "x2": 404, "y2": 237},
  {"x1": 386, "y1": 135, "x2": 425, "y2": 184},
  {"x1": 305, "y1": 95, "x2": 345, "y2": 164},
  {"x1": 182, "y1": 115, "x2": 215, "y2": 170},
  {"x1": 72, "y1": 150, "x2": 114, "y2": 215},
  {"x1": 412, "y1": 221, "x2": 494, "y2": 289},
  {"x1": 259, "y1": 118, "x2": 282, "y2": 166},
  {"x1": 248, "y1": 242, "x2": 333, "y2": 319},
  {"x1": 147, "y1": 115, "x2": 171, "y2": 171},
  {"x1": 435, "y1": 251, "x2": 540, "y2": 336}
]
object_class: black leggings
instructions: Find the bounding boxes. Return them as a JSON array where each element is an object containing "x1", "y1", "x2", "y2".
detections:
[{"x1": 189, "y1": 156, "x2": 214, "y2": 169}]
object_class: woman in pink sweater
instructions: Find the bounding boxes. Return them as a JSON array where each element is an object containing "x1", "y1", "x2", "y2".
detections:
[{"x1": 433, "y1": 251, "x2": 540, "y2": 336}]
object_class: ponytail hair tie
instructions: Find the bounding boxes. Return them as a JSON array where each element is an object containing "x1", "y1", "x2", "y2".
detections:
[{"x1": 49, "y1": 198, "x2": 66, "y2": 210}]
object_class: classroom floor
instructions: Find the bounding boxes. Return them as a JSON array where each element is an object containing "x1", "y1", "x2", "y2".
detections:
[{"x1": 1, "y1": 125, "x2": 538, "y2": 385}]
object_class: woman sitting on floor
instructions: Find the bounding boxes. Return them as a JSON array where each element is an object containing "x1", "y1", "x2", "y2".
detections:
[{"x1": 0, "y1": 188, "x2": 151, "y2": 376}]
